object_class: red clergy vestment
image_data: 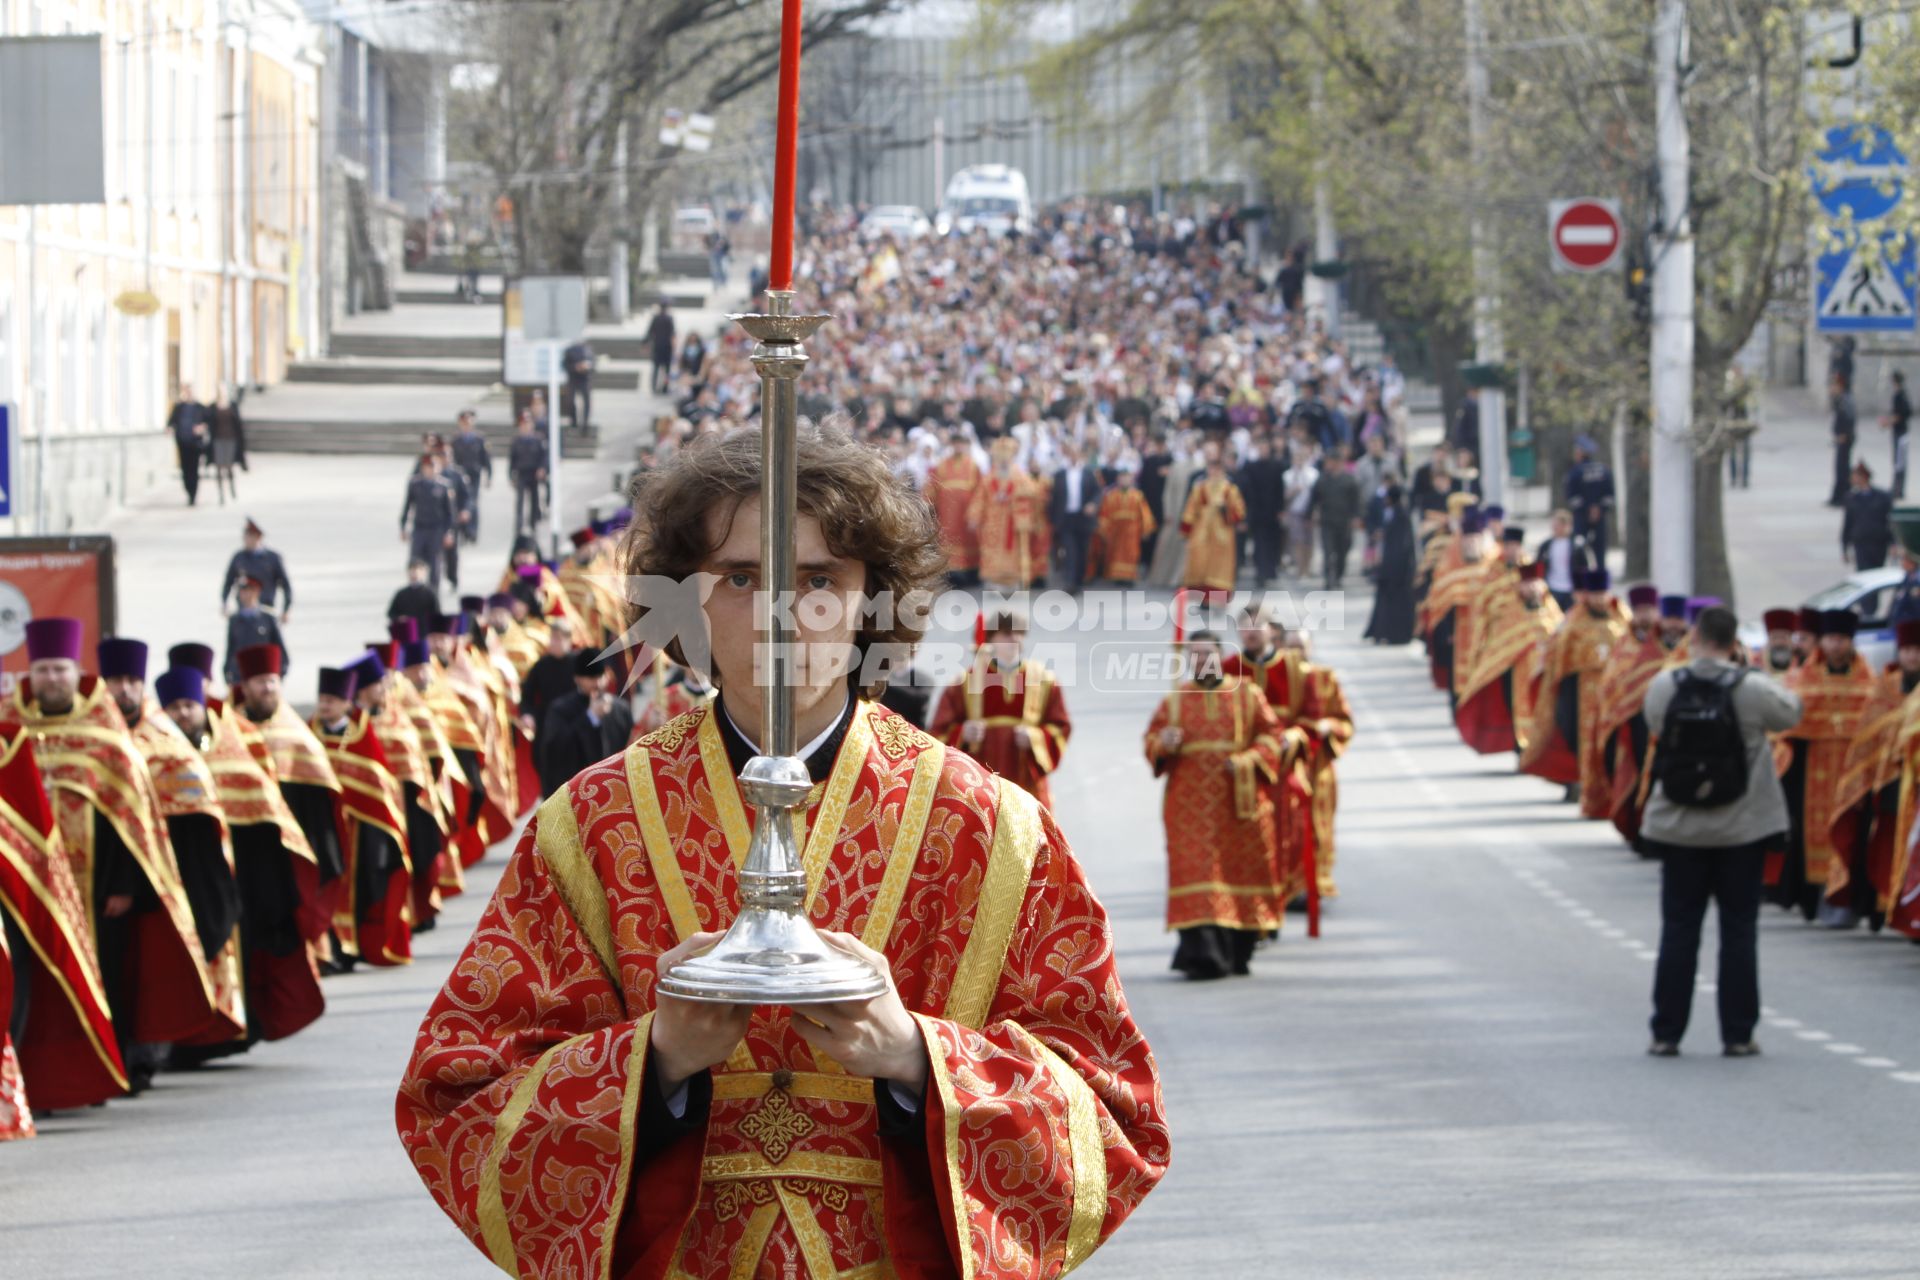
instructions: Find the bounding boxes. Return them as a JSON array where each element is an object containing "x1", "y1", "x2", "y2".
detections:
[
  {"x1": 13, "y1": 679, "x2": 218, "y2": 1045},
  {"x1": 1220, "y1": 651, "x2": 1315, "y2": 901},
  {"x1": 926, "y1": 453, "x2": 983, "y2": 572},
  {"x1": 1519, "y1": 607, "x2": 1625, "y2": 787},
  {"x1": 1776, "y1": 657, "x2": 1877, "y2": 891},
  {"x1": 1300, "y1": 663, "x2": 1353, "y2": 898},
  {"x1": 1144, "y1": 679, "x2": 1288, "y2": 930},
  {"x1": 312, "y1": 710, "x2": 414, "y2": 966},
  {"x1": 1456, "y1": 590, "x2": 1562, "y2": 756},
  {"x1": 1595, "y1": 631, "x2": 1669, "y2": 835},
  {"x1": 0, "y1": 720, "x2": 127, "y2": 1112},
  {"x1": 397, "y1": 700, "x2": 1168, "y2": 1280},
  {"x1": 1825, "y1": 667, "x2": 1917, "y2": 912},
  {"x1": 928, "y1": 655, "x2": 1070, "y2": 810},
  {"x1": 129, "y1": 706, "x2": 248, "y2": 1045}
]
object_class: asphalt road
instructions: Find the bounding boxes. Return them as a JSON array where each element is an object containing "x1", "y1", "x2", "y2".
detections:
[{"x1": 6, "y1": 582, "x2": 1919, "y2": 1275}]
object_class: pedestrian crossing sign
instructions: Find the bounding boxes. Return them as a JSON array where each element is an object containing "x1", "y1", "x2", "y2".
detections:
[{"x1": 1812, "y1": 124, "x2": 1917, "y2": 333}]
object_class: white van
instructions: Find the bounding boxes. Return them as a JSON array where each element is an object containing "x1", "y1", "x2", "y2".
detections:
[{"x1": 937, "y1": 165, "x2": 1033, "y2": 238}]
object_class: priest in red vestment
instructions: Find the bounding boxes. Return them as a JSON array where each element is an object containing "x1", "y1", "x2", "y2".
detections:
[
  {"x1": 1223, "y1": 612, "x2": 1316, "y2": 906},
  {"x1": 1596, "y1": 587, "x2": 1673, "y2": 837},
  {"x1": 311, "y1": 666, "x2": 414, "y2": 967},
  {"x1": 1147, "y1": 631, "x2": 1291, "y2": 977},
  {"x1": 398, "y1": 424, "x2": 1167, "y2": 1280},
  {"x1": 928, "y1": 611, "x2": 1071, "y2": 810},
  {"x1": 1456, "y1": 560, "x2": 1563, "y2": 755},
  {"x1": 1520, "y1": 568, "x2": 1627, "y2": 798},
  {"x1": 1774, "y1": 610, "x2": 1877, "y2": 918},
  {"x1": 924, "y1": 428, "x2": 983, "y2": 586},
  {"x1": 13, "y1": 619, "x2": 217, "y2": 1091},
  {"x1": 0, "y1": 718, "x2": 127, "y2": 1118},
  {"x1": 1824, "y1": 620, "x2": 1920, "y2": 926}
]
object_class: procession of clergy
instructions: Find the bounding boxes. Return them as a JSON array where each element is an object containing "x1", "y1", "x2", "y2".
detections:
[
  {"x1": 1415, "y1": 494, "x2": 1920, "y2": 941},
  {"x1": 0, "y1": 522, "x2": 644, "y2": 1140}
]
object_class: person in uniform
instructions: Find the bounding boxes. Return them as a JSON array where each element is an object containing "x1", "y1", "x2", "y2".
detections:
[
  {"x1": 1824, "y1": 619, "x2": 1920, "y2": 930},
  {"x1": 220, "y1": 517, "x2": 293, "y2": 623},
  {"x1": 928, "y1": 611, "x2": 1072, "y2": 811},
  {"x1": 1521, "y1": 568, "x2": 1627, "y2": 801},
  {"x1": 13, "y1": 619, "x2": 217, "y2": 1091},
  {"x1": 1147, "y1": 630, "x2": 1290, "y2": 977},
  {"x1": 1179, "y1": 441, "x2": 1246, "y2": 603},
  {"x1": 312, "y1": 665, "x2": 413, "y2": 968},
  {"x1": 1094, "y1": 466, "x2": 1157, "y2": 585},
  {"x1": 1565, "y1": 434, "x2": 1616, "y2": 563},
  {"x1": 224, "y1": 575, "x2": 290, "y2": 685},
  {"x1": 924, "y1": 427, "x2": 983, "y2": 586},
  {"x1": 397, "y1": 423, "x2": 1167, "y2": 1280},
  {"x1": 401, "y1": 451, "x2": 458, "y2": 593},
  {"x1": 1773, "y1": 610, "x2": 1877, "y2": 920}
]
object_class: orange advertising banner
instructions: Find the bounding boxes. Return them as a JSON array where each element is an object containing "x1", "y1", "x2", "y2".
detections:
[{"x1": 0, "y1": 537, "x2": 117, "y2": 701}]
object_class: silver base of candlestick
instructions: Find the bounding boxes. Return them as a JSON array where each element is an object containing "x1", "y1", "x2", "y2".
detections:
[{"x1": 657, "y1": 756, "x2": 889, "y2": 1005}]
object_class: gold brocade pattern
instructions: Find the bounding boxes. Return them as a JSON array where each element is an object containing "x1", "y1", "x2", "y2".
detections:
[
  {"x1": 739, "y1": 1087, "x2": 816, "y2": 1163},
  {"x1": 256, "y1": 701, "x2": 340, "y2": 793}
]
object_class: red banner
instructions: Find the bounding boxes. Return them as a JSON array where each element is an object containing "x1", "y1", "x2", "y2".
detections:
[{"x1": 0, "y1": 537, "x2": 116, "y2": 700}]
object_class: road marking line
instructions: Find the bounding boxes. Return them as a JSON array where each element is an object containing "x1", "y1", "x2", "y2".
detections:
[
  {"x1": 1890, "y1": 1072, "x2": 1920, "y2": 1084},
  {"x1": 1768, "y1": 1017, "x2": 1802, "y2": 1029},
  {"x1": 1824, "y1": 1043, "x2": 1865, "y2": 1055},
  {"x1": 1857, "y1": 1057, "x2": 1897, "y2": 1068},
  {"x1": 1795, "y1": 1030, "x2": 1833, "y2": 1042},
  {"x1": 1633, "y1": 949, "x2": 1658, "y2": 961}
]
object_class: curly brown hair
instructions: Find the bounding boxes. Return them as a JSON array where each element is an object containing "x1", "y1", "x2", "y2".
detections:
[{"x1": 624, "y1": 421, "x2": 947, "y2": 687}]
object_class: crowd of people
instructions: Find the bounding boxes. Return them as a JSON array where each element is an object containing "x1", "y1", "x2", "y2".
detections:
[
  {"x1": 1407, "y1": 495, "x2": 1920, "y2": 1053},
  {"x1": 644, "y1": 201, "x2": 1415, "y2": 597},
  {"x1": 0, "y1": 519, "x2": 646, "y2": 1139}
]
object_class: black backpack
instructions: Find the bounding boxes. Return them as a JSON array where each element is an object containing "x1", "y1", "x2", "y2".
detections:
[{"x1": 1654, "y1": 668, "x2": 1749, "y2": 806}]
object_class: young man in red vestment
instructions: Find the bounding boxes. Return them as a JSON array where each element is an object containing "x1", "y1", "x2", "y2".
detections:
[
  {"x1": 928, "y1": 611, "x2": 1072, "y2": 810},
  {"x1": 1222, "y1": 609, "x2": 1315, "y2": 905},
  {"x1": 398, "y1": 424, "x2": 1168, "y2": 1280}
]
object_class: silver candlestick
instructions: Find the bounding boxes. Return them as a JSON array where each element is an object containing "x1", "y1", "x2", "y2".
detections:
[{"x1": 656, "y1": 290, "x2": 888, "y2": 1006}]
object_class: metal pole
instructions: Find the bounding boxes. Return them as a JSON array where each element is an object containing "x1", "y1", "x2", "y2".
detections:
[
  {"x1": 546, "y1": 348, "x2": 562, "y2": 557},
  {"x1": 610, "y1": 119, "x2": 630, "y2": 322},
  {"x1": 1650, "y1": 0, "x2": 1695, "y2": 593},
  {"x1": 1464, "y1": 0, "x2": 1508, "y2": 507},
  {"x1": 29, "y1": 209, "x2": 47, "y2": 535},
  {"x1": 756, "y1": 291, "x2": 802, "y2": 758},
  {"x1": 1304, "y1": 0, "x2": 1338, "y2": 334}
]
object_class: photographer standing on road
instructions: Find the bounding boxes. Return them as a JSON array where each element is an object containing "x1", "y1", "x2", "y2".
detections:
[{"x1": 1640, "y1": 605, "x2": 1803, "y2": 1059}]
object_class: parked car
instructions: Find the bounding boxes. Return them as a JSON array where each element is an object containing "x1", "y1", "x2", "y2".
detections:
[
  {"x1": 860, "y1": 205, "x2": 933, "y2": 241},
  {"x1": 1737, "y1": 566, "x2": 1905, "y2": 669}
]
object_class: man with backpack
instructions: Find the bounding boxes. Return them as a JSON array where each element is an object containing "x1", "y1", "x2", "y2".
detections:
[{"x1": 1641, "y1": 605, "x2": 1803, "y2": 1059}]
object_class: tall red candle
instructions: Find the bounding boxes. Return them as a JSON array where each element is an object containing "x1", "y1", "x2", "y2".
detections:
[{"x1": 768, "y1": 0, "x2": 804, "y2": 292}]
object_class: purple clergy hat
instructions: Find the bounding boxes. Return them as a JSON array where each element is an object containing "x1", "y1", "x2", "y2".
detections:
[
  {"x1": 168, "y1": 643, "x2": 217, "y2": 679},
  {"x1": 1685, "y1": 595, "x2": 1723, "y2": 624},
  {"x1": 1626, "y1": 584, "x2": 1659, "y2": 609},
  {"x1": 96, "y1": 638, "x2": 149, "y2": 681},
  {"x1": 389, "y1": 617, "x2": 421, "y2": 645},
  {"x1": 485, "y1": 592, "x2": 515, "y2": 611},
  {"x1": 427, "y1": 612, "x2": 469, "y2": 637},
  {"x1": 344, "y1": 650, "x2": 387, "y2": 688},
  {"x1": 1658, "y1": 595, "x2": 1688, "y2": 620},
  {"x1": 25, "y1": 617, "x2": 83, "y2": 663},
  {"x1": 400, "y1": 638, "x2": 433, "y2": 668},
  {"x1": 316, "y1": 667, "x2": 358, "y2": 701},
  {"x1": 153, "y1": 665, "x2": 206, "y2": 707},
  {"x1": 459, "y1": 595, "x2": 486, "y2": 615},
  {"x1": 1460, "y1": 510, "x2": 1487, "y2": 534}
]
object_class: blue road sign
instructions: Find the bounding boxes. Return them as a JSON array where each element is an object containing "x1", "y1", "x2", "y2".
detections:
[
  {"x1": 0, "y1": 404, "x2": 12, "y2": 519},
  {"x1": 1813, "y1": 124, "x2": 1916, "y2": 333}
]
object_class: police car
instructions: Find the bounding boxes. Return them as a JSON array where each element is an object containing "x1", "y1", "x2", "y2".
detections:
[{"x1": 1738, "y1": 567, "x2": 1906, "y2": 669}]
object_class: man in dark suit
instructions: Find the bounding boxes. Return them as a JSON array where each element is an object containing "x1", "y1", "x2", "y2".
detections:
[
  {"x1": 1048, "y1": 440, "x2": 1103, "y2": 593},
  {"x1": 562, "y1": 339, "x2": 595, "y2": 431},
  {"x1": 1235, "y1": 435, "x2": 1288, "y2": 586},
  {"x1": 1137, "y1": 432, "x2": 1173, "y2": 564},
  {"x1": 1842, "y1": 461, "x2": 1896, "y2": 570},
  {"x1": 538, "y1": 651, "x2": 633, "y2": 796},
  {"x1": 167, "y1": 385, "x2": 210, "y2": 506},
  {"x1": 1535, "y1": 508, "x2": 1598, "y2": 612}
]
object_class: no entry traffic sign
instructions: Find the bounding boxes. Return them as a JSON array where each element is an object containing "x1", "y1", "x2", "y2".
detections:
[{"x1": 1549, "y1": 199, "x2": 1624, "y2": 273}]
